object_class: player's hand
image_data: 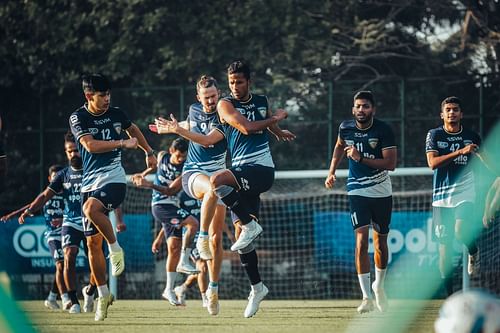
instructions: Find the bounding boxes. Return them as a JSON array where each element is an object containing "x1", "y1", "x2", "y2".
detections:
[
  {"x1": 132, "y1": 174, "x2": 152, "y2": 189},
  {"x1": 273, "y1": 109, "x2": 288, "y2": 121},
  {"x1": 325, "y1": 174, "x2": 336, "y2": 189},
  {"x1": 1, "y1": 212, "x2": 17, "y2": 222},
  {"x1": 122, "y1": 137, "x2": 138, "y2": 149},
  {"x1": 116, "y1": 221, "x2": 127, "y2": 233},
  {"x1": 277, "y1": 129, "x2": 296, "y2": 142},
  {"x1": 344, "y1": 145, "x2": 361, "y2": 162},
  {"x1": 18, "y1": 210, "x2": 32, "y2": 225},
  {"x1": 460, "y1": 143, "x2": 479, "y2": 155},
  {"x1": 151, "y1": 241, "x2": 161, "y2": 254},
  {"x1": 50, "y1": 218, "x2": 62, "y2": 228},
  {"x1": 153, "y1": 115, "x2": 179, "y2": 134}
]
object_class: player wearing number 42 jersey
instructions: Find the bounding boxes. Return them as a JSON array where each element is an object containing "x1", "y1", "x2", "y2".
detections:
[
  {"x1": 425, "y1": 96, "x2": 481, "y2": 296},
  {"x1": 325, "y1": 91, "x2": 397, "y2": 314}
]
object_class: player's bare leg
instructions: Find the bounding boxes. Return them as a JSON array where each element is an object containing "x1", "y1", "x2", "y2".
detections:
[
  {"x1": 372, "y1": 231, "x2": 388, "y2": 312},
  {"x1": 87, "y1": 234, "x2": 114, "y2": 321},
  {"x1": 455, "y1": 218, "x2": 479, "y2": 275},
  {"x1": 192, "y1": 174, "x2": 218, "y2": 260},
  {"x1": 355, "y1": 227, "x2": 374, "y2": 314},
  {"x1": 439, "y1": 242, "x2": 454, "y2": 296},
  {"x1": 63, "y1": 246, "x2": 81, "y2": 313},
  {"x1": 163, "y1": 237, "x2": 181, "y2": 306},
  {"x1": 205, "y1": 204, "x2": 225, "y2": 315},
  {"x1": 83, "y1": 198, "x2": 124, "y2": 276}
]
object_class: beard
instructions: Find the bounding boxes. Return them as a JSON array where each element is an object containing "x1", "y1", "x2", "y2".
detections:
[{"x1": 70, "y1": 156, "x2": 83, "y2": 169}]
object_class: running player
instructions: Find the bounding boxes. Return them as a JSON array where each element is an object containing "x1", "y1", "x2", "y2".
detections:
[
  {"x1": 425, "y1": 96, "x2": 481, "y2": 295},
  {"x1": 69, "y1": 73, "x2": 156, "y2": 321},
  {"x1": 325, "y1": 91, "x2": 397, "y2": 314},
  {"x1": 1, "y1": 165, "x2": 69, "y2": 310},
  {"x1": 154, "y1": 61, "x2": 295, "y2": 317},
  {"x1": 132, "y1": 138, "x2": 199, "y2": 305}
]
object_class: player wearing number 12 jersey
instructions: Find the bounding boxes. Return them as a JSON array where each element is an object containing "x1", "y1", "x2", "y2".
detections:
[{"x1": 325, "y1": 91, "x2": 397, "y2": 314}]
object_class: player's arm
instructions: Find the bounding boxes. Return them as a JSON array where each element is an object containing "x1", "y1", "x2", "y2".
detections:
[
  {"x1": 79, "y1": 133, "x2": 138, "y2": 153},
  {"x1": 266, "y1": 109, "x2": 296, "y2": 141},
  {"x1": 426, "y1": 144, "x2": 479, "y2": 170},
  {"x1": 217, "y1": 100, "x2": 287, "y2": 135},
  {"x1": 18, "y1": 188, "x2": 56, "y2": 224},
  {"x1": 125, "y1": 123, "x2": 157, "y2": 170},
  {"x1": 132, "y1": 174, "x2": 182, "y2": 196},
  {"x1": 152, "y1": 228, "x2": 164, "y2": 253},
  {"x1": 325, "y1": 136, "x2": 346, "y2": 189},
  {"x1": 355, "y1": 147, "x2": 397, "y2": 171},
  {"x1": 152, "y1": 114, "x2": 224, "y2": 147},
  {"x1": 1, "y1": 204, "x2": 29, "y2": 222}
]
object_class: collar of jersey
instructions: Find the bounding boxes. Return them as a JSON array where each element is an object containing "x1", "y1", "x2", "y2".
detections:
[
  {"x1": 232, "y1": 93, "x2": 252, "y2": 104},
  {"x1": 442, "y1": 125, "x2": 463, "y2": 135},
  {"x1": 355, "y1": 118, "x2": 374, "y2": 131},
  {"x1": 84, "y1": 103, "x2": 108, "y2": 117}
]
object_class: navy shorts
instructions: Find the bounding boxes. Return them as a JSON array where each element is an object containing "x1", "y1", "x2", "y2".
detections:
[
  {"x1": 82, "y1": 183, "x2": 126, "y2": 237},
  {"x1": 348, "y1": 195, "x2": 392, "y2": 234},
  {"x1": 153, "y1": 204, "x2": 184, "y2": 239},
  {"x1": 229, "y1": 165, "x2": 274, "y2": 195},
  {"x1": 61, "y1": 225, "x2": 86, "y2": 249},
  {"x1": 230, "y1": 192, "x2": 261, "y2": 224},
  {"x1": 47, "y1": 239, "x2": 64, "y2": 263},
  {"x1": 432, "y1": 202, "x2": 473, "y2": 244}
]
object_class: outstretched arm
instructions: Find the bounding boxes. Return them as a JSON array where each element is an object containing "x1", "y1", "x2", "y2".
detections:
[
  {"x1": 17, "y1": 188, "x2": 56, "y2": 224},
  {"x1": 125, "y1": 123, "x2": 157, "y2": 170},
  {"x1": 1, "y1": 204, "x2": 29, "y2": 222},
  {"x1": 325, "y1": 136, "x2": 346, "y2": 189}
]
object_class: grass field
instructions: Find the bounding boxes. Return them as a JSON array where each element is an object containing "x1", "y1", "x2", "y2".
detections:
[{"x1": 17, "y1": 299, "x2": 442, "y2": 333}]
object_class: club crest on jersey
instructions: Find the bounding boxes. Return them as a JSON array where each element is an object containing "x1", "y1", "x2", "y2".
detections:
[
  {"x1": 113, "y1": 122, "x2": 122, "y2": 134},
  {"x1": 368, "y1": 138, "x2": 379, "y2": 149},
  {"x1": 258, "y1": 107, "x2": 267, "y2": 118}
]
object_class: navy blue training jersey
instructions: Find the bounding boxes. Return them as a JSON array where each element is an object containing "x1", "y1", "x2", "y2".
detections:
[
  {"x1": 152, "y1": 152, "x2": 184, "y2": 206},
  {"x1": 183, "y1": 102, "x2": 227, "y2": 173},
  {"x1": 178, "y1": 190, "x2": 201, "y2": 220},
  {"x1": 339, "y1": 118, "x2": 396, "y2": 197},
  {"x1": 48, "y1": 166, "x2": 83, "y2": 231},
  {"x1": 69, "y1": 105, "x2": 132, "y2": 192},
  {"x1": 425, "y1": 126, "x2": 481, "y2": 207},
  {"x1": 222, "y1": 94, "x2": 274, "y2": 168},
  {"x1": 42, "y1": 194, "x2": 64, "y2": 242}
]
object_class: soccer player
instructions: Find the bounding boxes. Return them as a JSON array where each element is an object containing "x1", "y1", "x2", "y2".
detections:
[
  {"x1": 154, "y1": 61, "x2": 295, "y2": 317},
  {"x1": 425, "y1": 96, "x2": 481, "y2": 295},
  {"x1": 69, "y1": 73, "x2": 156, "y2": 321},
  {"x1": 132, "y1": 138, "x2": 199, "y2": 305},
  {"x1": 325, "y1": 91, "x2": 397, "y2": 314},
  {"x1": 150, "y1": 75, "x2": 228, "y2": 315},
  {"x1": 1, "y1": 164, "x2": 69, "y2": 310}
]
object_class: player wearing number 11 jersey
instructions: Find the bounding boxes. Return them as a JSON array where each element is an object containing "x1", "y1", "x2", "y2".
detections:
[{"x1": 325, "y1": 91, "x2": 397, "y2": 314}]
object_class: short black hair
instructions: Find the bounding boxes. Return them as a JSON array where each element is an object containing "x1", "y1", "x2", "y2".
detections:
[
  {"x1": 441, "y1": 96, "x2": 462, "y2": 110},
  {"x1": 197, "y1": 75, "x2": 218, "y2": 91},
  {"x1": 227, "y1": 60, "x2": 251, "y2": 80},
  {"x1": 64, "y1": 131, "x2": 75, "y2": 144},
  {"x1": 82, "y1": 73, "x2": 111, "y2": 93},
  {"x1": 353, "y1": 91, "x2": 375, "y2": 106},
  {"x1": 48, "y1": 164, "x2": 64, "y2": 175},
  {"x1": 171, "y1": 137, "x2": 188, "y2": 153}
]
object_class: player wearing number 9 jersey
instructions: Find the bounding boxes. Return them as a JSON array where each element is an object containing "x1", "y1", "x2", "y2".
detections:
[{"x1": 325, "y1": 91, "x2": 397, "y2": 314}]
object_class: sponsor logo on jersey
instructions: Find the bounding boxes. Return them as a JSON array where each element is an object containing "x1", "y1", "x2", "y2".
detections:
[
  {"x1": 447, "y1": 136, "x2": 462, "y2": 141},
  {"x1": 113, "y1": 122, "x2": 122, "y2": 134},
  {"x1": 437, "y1": 141, "x2": 448, "y2": 149},
  {"x1": 368, "y1": 138, "x2": 379, "y2": 149},
  {"x1": 89, "y1": 128, "x2": 99, "y2": 135},
  {"x1": 94, "y1": 118, "x2": 111, "y2": 125},
  {"x1": 355, "y1": 132, "x2": 368, "y2": 137}
]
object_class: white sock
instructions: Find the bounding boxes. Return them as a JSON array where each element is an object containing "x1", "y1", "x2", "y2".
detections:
[
  {"x1": 358, "y1": 273, "x2": 372, "y2": 299},
  {"x1": 374, "y1": 267, "x2": 387, "y2": 289},
  {"x1": 251, "y1": 281, "x2": 263, "y2": 292},
  {"x1": 97, "y1": 284, "x2": 110, "y2": 297},
  {"x1": 61, "y1": 293, "x2": 70, "y2": 304},
  {"x1": 166, "y1": 272, "x2": 177, "y2": 291},
  {"x1": 108, "y1": 241, "x2": 122, "y2": 253},
  {"x1": 48, "y1": 291, "x2": 57, "y2": 301}
]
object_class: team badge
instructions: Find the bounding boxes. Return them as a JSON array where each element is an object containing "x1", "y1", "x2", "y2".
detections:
[
  {"x1": 170, "y1": 218, "x2": 180, "y2": 226},
  {"x1": 113, "y1": 122, "x2": 122, "y2": 134},
  {"x1": 258, "y1": 107, "x2": 267, "y2": 118},
  {"x1": 368, "y1": 138, "x2": 378, "y2": 149}
]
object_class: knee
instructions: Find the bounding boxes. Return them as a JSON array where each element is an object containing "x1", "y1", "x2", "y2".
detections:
[
  {"x1": 87, "y1": 237, "x2": 101, "y2": 252},
  {"x1": 83, "y1": 201, "x2": 94, "y2": 219},
  {"x1": 356, "y1": 240, "x2": 369, "y2": 254},
  {"x1": 168, "y1": 243, "x2": 181, "y2": 258},
  {"x1": 64, "y1": 247, "x2": 77, "y2": 262},
  {"x1": 210, "y1": 232, "x2": 223, "y2": 248}
]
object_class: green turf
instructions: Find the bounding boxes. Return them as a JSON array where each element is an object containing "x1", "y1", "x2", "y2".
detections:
[{"x1": 19, "y1": 299, "x2": 442, "y2": 333}]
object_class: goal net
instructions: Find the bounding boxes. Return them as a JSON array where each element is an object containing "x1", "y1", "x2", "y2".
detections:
[{"x1": 118, "y1": 166, "x2": 499, "y2": 300}]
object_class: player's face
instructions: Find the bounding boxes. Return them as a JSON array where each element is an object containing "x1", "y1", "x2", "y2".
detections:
[
  {"x1": 228, "y1": 73, "x2": 250, "y2": 101},
  {"x1": 440, "y1": 103, "x2": 462, "y2": 125},
  {"x1": 88, "y1": 90, "x2": 111, "y2": 113},
  {"x1": 197, "y1": 86, "x2": 219, "y2": 113},
  {"x1": 170, "y1": 149, "x2": 187, "y2": 165},
  {"x1": 352, "y1": 99, "x2": 375, "y2": 124},
  {"x1": 65, "y1": 142, "x2": 82, "y2": 168}
]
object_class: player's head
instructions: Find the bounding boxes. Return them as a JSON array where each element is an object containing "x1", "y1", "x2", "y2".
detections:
[
  {"x1": 227, "y1": 60, "x2": 251, "y2": 101},
  {"x1": 64, "y1": 131, "x2": 82, "y2": 168},
  {"x1": 169, "y1": 137, "x2": 188, "y2": 165},
  {"x1": 440, "y1": 96, "x2": 463, "y2": 125},
  {"x1": 196, "y1": 75, "x2": 220, "y2": 113},
  {"x1": 82, "y1": 73, "x2": 111, "y2": 113},
  {"x1": 352, "y1": 91, "x2": 376, "y2": 124},
  {"x1": 434, "y1": 289, "x2": 500, "y2": 333},
  {"x1": 48, "y1": 164, "x2": 64, "y2": 182}
]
